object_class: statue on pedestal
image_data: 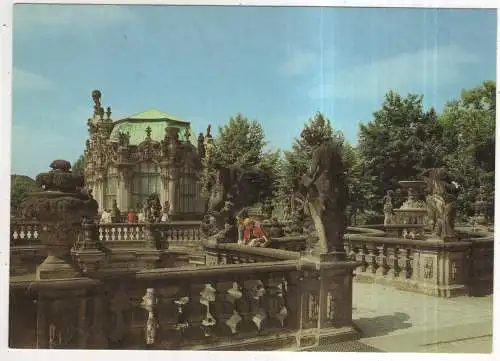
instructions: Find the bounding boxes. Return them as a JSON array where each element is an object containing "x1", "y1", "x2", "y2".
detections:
[
  {"x1": 383, "y1": 190, "x2": 395, "y2": 226},
  {"x1": 111, "y1": 200, "x2": 121, "y2": 223},
  {"x1": 421, "y1": 168, "x2": 458, "y2": 241},
  {"x1": 300, "y1": 141, "x2": 349, "y2": 259}
]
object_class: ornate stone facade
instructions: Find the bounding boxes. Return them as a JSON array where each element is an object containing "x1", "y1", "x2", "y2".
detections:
[{"x1": 84, "y1": 90, "x2": 205, "y2": 219}]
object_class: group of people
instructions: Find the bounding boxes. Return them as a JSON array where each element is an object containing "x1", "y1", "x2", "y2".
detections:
[
  {"x1": 99, "y1": 200, "x2": 171, "y2": 224},
  {"x1": 236, "y1": 210, "x2": 270, "y2": 247}
]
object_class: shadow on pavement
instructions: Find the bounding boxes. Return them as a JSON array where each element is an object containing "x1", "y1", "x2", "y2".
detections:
[{"x1": 354, "y1": 312, "x2": 412, "y2": 338}]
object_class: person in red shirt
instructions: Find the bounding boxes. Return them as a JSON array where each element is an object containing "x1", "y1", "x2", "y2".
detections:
[
  {"x1": 127, "y1": 209, "x2": 137, "y2": 224},
  {"x1": 241, "y1": 218, "x2": 270, "y2": 247}
]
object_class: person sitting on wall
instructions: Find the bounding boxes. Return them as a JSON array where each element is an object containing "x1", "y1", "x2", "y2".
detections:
[
  {"x1": 127, "y1": 209, "x2": 137, "y2": 224},
  {"x1": 241, "y1": 218, "x2": 270, "y2": 247},
  {"x1": 236, "y1": 208, "x2": 249, "y2": 242},
  {"x1": 137, "y1": 211, "x2": 145, "y2": 223},
  {"x1": 100, "y1": 209, "x2": 113, "y2": 224}
]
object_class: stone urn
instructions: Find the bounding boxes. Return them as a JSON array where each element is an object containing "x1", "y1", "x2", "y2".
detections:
[{"x1": 21, "y1": 160, "x2": 99, "y2": 279}]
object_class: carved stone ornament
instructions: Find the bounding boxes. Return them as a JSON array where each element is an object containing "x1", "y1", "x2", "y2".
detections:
[{"x1": 21, "y1": 160, "x2": 98, "y2": 279}]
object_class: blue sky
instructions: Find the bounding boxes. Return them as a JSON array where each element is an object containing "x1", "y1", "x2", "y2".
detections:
[{"x1": 11, "y1": 4, "x2": 497, "y2": 178}]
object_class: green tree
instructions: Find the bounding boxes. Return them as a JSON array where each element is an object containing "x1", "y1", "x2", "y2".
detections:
[
  {"x1": 438, "y1": 81, "x2": 496, "y2": 220},
  {"x1": 11, "y1": 175, "x2": 39, "y2": 217},
  {"x1": 214, "y1": 113, "x2": 267, "y2": 168},
  {"x1": 358, "y1": 91, "x2": 443, "y2": 212},
  {"x1": 277, "y1": 112, "x2": 355, "y2": 217},
  {"x1": 72, "y1": 154, "x2": 85, "y2": 176},
  {"x1": 202, "y1": 113, "x2": 280, "y2": 203}
]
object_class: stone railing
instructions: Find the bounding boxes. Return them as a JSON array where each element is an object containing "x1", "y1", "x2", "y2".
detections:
[
  {"x1": 10, "y1": 221, "x2": 41, "y2": 247},
  {"x1": 97, "y1": 221, "x2": 202, "y2": 245},
  {"x1": 10, "y1": 256, "x2": 359, "y2": 350},
  {"x1": 225, "y1": 225, "x2": 494, "y2": 298},
  {"x1": 343, "y1": 229, "x2": 494, "y2": 297},
  {"x1": 204, "y1": 242, "x2": 301, "y2": 266}
]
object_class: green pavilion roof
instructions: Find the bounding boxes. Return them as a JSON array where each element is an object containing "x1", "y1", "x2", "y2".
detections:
[{"x1": 109, "y1": 108, "x2": 193, "y2": 146}]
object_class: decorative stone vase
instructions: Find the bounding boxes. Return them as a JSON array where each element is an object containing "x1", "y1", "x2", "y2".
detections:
[{"x1": 21, "y1": 160, "x2": 99, "y2": 279}]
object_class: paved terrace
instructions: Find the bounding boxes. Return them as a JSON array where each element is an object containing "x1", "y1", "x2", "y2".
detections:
[{"x1": 305, "y1": 282, "x2": 493, "y2": 353}]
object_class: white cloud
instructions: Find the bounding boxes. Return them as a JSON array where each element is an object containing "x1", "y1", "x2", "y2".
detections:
[
  {"x1": 13, "y1": 67, "x2": 54, "y2": 91},
  {"x1": 278, "y1": 48, "x2": 319, "y2": 76},
  {"x1": 14, "y1": 4, "x2": 136, "y2": 30},
  {"x1": 308, "y1": 44, "x2": 480, "y2": 101}
]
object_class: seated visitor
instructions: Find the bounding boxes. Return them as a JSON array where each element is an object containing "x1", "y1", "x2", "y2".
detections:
[
  {"x1": 236, "y1": 209, "x2": 249, "y2": 243},
  {"x1": 127, "y1": 209, "x2": 137, "y2": 224},
  {"x1": 100, "y1": 209, "x2": 112, "y2": 224},
  {"x1": 241, "y1": 218, "x2": 270, "y2": 247},
  {"x1": 137, "y1": 211, "x2": 145, "y2": 223}
]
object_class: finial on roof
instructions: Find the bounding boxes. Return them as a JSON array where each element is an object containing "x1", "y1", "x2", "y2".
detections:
[
  {"x1": 91, "y1": 89, "x2": 101, "y2": 107},
  {"x1": 106, "y1": 106, "x2": 112, "y2": 120},
  {"x1": 206, "y1": 124, "x2": 212, "y2": 139}
]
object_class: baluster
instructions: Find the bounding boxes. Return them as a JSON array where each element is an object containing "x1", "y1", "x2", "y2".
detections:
[
  {"x1": 26, "y1": 227, "x2": 32, "y2": 243},
  {"x1": 140, "y1": 288, "x2": 158, "y2": 347},
  {"x1": 274, "y1": 277, "x2": 289, "y2": 328},
  {"x1": 199, "y1": 283, "x2": 217, "y2": 337},
  {"x1": 251, "y1": 280, "x2": 267, "y2": 332},
  {"x1": 110, "y1": 227, "x2": 116, "y2": 241},
  {"x1": 20, "y1": 226, "x2": 26, "y2": 241},
  {"x1": 98, "y1": 226, "x2": 104, "y2": 242},
  {"x1": 387, "y1": 246, "x2": 398, "y2": 278},
  {"x1": 116, "y1": 226, "x2": 122, "y2": 241},
  {"x1": 225, "y1": 281, "x2": 243, "y2": 334},
  {"x1": 366, "y1": 244, "x2": 378, "y2": 274},
  {"x1": 376, "y1": 245, "x2": 388, "y2": 276},
  {"x1": 356, "y1": 245, "x2": 368, "y2": 272},
  {"x1": 173, "y1": 296, "x2": 190, "y2": 332},
  {"x1": 33, "y1": 224, "x2": 39, "y2": 242},
  {"x1": 400, "y1": 248, "x2": 413, "y2": 279},
  {"x1": 103, "y1": 227, "x2": 109, "y2": 242}
]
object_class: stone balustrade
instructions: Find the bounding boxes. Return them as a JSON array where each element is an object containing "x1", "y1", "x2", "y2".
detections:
[
  {"x1": 10, "y1": 256, "x2": 359, "y2": 350},
  {"x1": 10, "y1": 221, "x2": 41, "y2": 246},
  {"x1": 344, "y1": 229, "x2": 494, "y2": 297},
  {"x1": 10, "y1": 220, "x2": 203, "y2": 276}
]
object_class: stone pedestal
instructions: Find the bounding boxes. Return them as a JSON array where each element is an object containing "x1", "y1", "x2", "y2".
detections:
[
  {"x1": 295, "y1": 254, "x2": 360, "y2": 348},
  {"x1": 414, "y1": 242, "x2": 470, "y2": 298}
]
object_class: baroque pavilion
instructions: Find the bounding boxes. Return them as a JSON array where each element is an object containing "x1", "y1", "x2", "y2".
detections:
[{"x1": 83, "y1": 90, "x2": 205, "y2": 220}]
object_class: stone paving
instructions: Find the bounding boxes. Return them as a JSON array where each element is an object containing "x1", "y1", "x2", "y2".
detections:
[{"x1": 310, "y1": 282, "x2": 493, "y2": 353}]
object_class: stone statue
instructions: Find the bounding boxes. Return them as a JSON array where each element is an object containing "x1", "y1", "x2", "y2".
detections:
[
  {"x1": 383, "y1": 190, "x2": 395, "y2": 226},
  {"x1": 111, "y1": 200, "x2": 121, "y2": 223},
  {"x1": 206, "y1": 124, "x2": 212, "y2": 140},
  {"x1": 421, "y1": 168, "x2": 458, "y2": 241},
  {"x1": 143, "y1": 199, "x2": 151, "y2": 221},
  {"x1": 198, "y1": 133, "x2": 206, "y2": 159},
  {"x1": 300, "y1": 141, "x2": 349, "y2": 258},
  {"x1": 205, "y1": 163, "x2": 271, "y2": 242},
  {"x1": 118, "y1": 131, "x2": 130, "y2": 147},
  {"x1": 151, "y1": 194, "x2": 162, "y2": 223},
  {"x1": 163, "y1": 201, "x2": 170, "y2": 216}
]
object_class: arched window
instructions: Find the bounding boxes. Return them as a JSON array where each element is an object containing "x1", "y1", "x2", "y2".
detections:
[
  {"x1": 103, "y1": 167, "x2": 118, "y2": 211},
  {"x1": 131, "y1": 162, "x2": 161, "y2": 209}
]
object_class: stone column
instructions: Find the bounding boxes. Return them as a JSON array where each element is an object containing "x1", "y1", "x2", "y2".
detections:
[
  {"x1": 159, "y1": 163, "x2": 169, "y2": 207},
  {"x1": 168, "y1": 167, "x2": 179, "y2": 216},
  {"x1": 118, "y1": 168, "x2": 131, "y2": 212}
]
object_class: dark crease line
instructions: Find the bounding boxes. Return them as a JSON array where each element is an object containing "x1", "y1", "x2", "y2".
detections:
[{"x1": 420, "y1": 334, "x2": 492, "y2": 347}]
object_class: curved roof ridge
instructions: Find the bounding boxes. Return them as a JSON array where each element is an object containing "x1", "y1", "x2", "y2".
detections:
[{"x1": 123, "y1": 108, "x2": 189, "y2": 123}]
